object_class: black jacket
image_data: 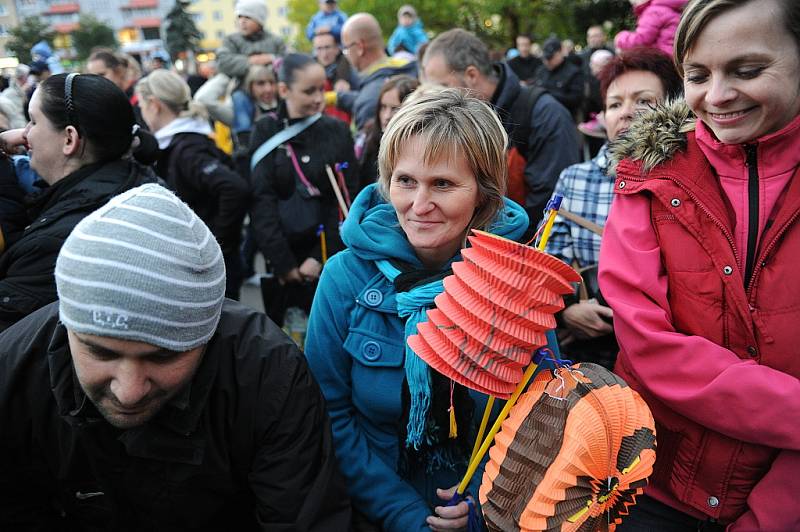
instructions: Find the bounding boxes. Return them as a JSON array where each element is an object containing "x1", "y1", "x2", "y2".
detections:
[
  {"x1": 533, "y1": 59, "x2": 585, "y2": 117},
  {"x1": 155, "y1": 132, "x2": 250, "y2": 259},
  {"x1": 491, "y1": 63, "x2": 580, "y2": 226},
  {"x1": 0, "y1": 300, "x2": 351, "y2": 531},
  {"x1": 249, "y1": 108, "x2": 358, "y2": 276},
  {"x1": 0, "y1": 159, "x2": 156, "y2": 332},
  {"x1": 506, "y1": 55, "x2": 542, "y2": 84},
  {"x1": 0, "y1": 157, "x2": 26, "y2": 253}
]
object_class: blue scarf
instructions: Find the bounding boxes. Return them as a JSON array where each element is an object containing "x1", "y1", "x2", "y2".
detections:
[{"x1": 343, "y1": 185, "x2": 530, "y2": 449}]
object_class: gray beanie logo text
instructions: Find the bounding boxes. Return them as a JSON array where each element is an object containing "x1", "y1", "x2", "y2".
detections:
[{"x1": 92, "y1": 310, "x2": 131, "y2": 330}]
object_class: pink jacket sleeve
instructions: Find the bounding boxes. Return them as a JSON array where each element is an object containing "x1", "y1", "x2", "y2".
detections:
[
  {"x1": 728, "y1": 450, "x2": 800, "y2": 530},
  {"x1": 614, "y1": 6, "x2": 668, "y2": 50},
  {"x1": 598, "y1": 193, "x2": 800, "y2": 450}
]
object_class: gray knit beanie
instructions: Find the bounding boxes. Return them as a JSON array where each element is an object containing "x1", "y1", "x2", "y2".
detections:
[
  {"x1": 235, "y1": 0, "x2": 267, "y2": 27},
  {"x1": 55, "y1": 184, "x2": 226, "y2": 351}
]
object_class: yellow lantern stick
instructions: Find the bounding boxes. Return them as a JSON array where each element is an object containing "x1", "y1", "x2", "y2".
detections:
[{"x1": 457, "y1": 195, "x2": 563, "y2": 496}]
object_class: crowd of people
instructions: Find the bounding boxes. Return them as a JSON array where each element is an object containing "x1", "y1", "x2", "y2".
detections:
[{"x1": 0, "y1": 0, "x2": 799, "y2": 529}]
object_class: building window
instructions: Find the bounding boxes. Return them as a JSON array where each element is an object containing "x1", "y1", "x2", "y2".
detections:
[
  {"x1": 142, "y1": 27, "x2": 160, "y2": 40},
  {"x1": 212, "y1": 10, "x2": 222, "y2": 21},
  {"x1": 0, "y1": 5, "x2": 7, "y2": 16},
  {"x1": 281, "y1": 26, "x2": 290, "y2": 37},
  {"x1": 192, "y1": 12, "x2": 202, "y2": 22},
  {"x1": 216, "y1": 30, "x2": 225, "y2": 39},
  {"x1": 278, "y1": 7, "x2": 287, "y2": 17}
]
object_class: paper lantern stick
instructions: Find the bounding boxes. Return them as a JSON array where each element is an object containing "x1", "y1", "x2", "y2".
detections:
[{"x1": 454, "y1": 196, "x2": 568, "y2": 497}]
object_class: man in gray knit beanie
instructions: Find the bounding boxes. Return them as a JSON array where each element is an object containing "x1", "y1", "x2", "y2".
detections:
[{"x1": 0, "y1": 184, "x2": 351, "y2": 528}]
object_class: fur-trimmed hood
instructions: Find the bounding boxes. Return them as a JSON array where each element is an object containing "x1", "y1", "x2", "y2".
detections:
[{"x1": 608, "y1": 99, "x2": 696, "y2": 175}]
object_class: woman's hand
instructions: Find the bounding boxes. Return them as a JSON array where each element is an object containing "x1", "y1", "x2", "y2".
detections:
[
  {"x1": 562, "y1": 299, "x2": 613, "y2": 339},
  {"x1": 0, "y1": 128, "x2": 27, "y2": 155},
  {"x1": 426, "y1": 486, "x2": 471, "y2": 531},
  {"x1": 279, "y1": 267, "x2": 304, "y2": 284},
  {"x1": 298, "y1": 257, "x2": 322, "y2": 281}
]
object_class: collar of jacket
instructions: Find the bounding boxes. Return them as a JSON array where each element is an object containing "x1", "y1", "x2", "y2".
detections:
[
  {"x1": 28, "y1": 159, "x2": 106, "y2": 213},
  {"x1": 361, "y1": 55, "x2": 414, "y2": 78},
  {"x1": 490, "y1": 61, "x2": 520, "y2": 111},
  {"x1": 48, "y1": 320, "x2": 221, "y2": 461},
  {"x1": 24, "y1": 159, "x2": 157, "y2": 234},
  {"x1": 610, "y1": 99, "x2": 800, "y2": 218},
  {"x1": 694, "y1": 111, "x2": 800, "y2": 182}
]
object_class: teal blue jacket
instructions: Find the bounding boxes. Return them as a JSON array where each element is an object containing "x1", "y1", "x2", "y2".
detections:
[{"x1": 304, "y1": 185, "x2": 528, "y2": 531}]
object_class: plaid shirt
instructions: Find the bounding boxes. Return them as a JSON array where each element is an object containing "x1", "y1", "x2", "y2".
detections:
[{"x1": 545, "y1": 144, "x2": 613, "y2": 266}]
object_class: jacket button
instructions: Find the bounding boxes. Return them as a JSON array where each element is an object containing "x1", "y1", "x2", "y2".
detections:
[
  {"x1": 362, "y1": 341, "x2": 381, "y2": 361},
  {"x1": 707, "y1": 496, "x2": 719, "y2": 508},
  {"x1": 618, "y1": 181, "x2": 626, "y2": 189},
  {"x1": 670, "y1": 198, "x2": 681, "y2": 207},
  {"x1": 722, "y1": 266, "x2": 733, "y2": 275},
  {"x1": 363, "y1": 289, "x2": 383, "y2": 307},
  {"x1": 746, "y1": 346, "x2": 758, "y2": 357}
]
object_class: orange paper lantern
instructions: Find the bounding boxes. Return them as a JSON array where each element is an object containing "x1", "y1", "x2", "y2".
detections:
[
  {"x1": 479, "y1": 363, "x2": 657, "y2": 531},
  {"x1": 408, "y1": 230, "x2": 580, "y2": 398}
]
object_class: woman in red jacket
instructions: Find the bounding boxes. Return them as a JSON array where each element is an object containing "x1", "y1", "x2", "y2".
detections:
[{"x1": 600, "y1": 0, "x2": 800, "y2": 530}]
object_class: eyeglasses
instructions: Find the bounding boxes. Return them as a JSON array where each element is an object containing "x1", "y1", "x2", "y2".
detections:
[{"x1": 341, "y1": 41, "x2": 357, "y2": 55}]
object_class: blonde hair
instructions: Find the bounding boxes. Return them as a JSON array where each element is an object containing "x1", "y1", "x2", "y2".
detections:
[
  {"x1": 378, "y1": 87, "x2": 508, "y2": 232},
  {"x1": 243, "y1": 64, "x2": 276, "y2": 97},
  {"x1": 135, "y1": 69, "x2": 207, "y2": 120}
]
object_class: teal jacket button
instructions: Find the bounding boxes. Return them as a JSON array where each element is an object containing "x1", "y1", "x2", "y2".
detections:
[
  {"x1": 362, "y1": 341, "x2": 382, "y2": 361},
  {"x1": 364, "y1": 289, "x2": 383, "y2": 307}
]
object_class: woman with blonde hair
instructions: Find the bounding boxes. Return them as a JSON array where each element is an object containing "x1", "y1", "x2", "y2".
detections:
[
  {"x1": 304, "y1": 88, "x2": 529, "y2": 531},
  {"x1": 601, "y1": 0, "x2": 800, "y2": 529},
  {"x1": 136, "y1": 69, "x2": 249, "y2": 298}
]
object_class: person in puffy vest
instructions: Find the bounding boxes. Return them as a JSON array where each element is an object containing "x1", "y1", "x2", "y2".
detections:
[{"x1": 601, "y1": 0, "x2": 800, "y2": 529}]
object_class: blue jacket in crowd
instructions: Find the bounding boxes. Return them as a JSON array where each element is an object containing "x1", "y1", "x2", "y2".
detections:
[
  {"x1": 387, "y1": 20, "x2": 429, "y2": 55},
  {"x1": 305, "y1": 8, "x2": 348, "y2": 42},
  {"x1": 304, "y1": 184, "x2": 529, "y2": 531}
]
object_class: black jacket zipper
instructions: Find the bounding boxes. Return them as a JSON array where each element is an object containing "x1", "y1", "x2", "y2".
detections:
[{"x1": 744, "y1": 144, "x2": 759, "y2": 287}]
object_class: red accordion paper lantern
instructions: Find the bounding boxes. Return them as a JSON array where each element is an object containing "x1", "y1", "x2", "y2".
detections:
[{"x1": 407, "y1": 230, "x2": 580, "y2": 398}]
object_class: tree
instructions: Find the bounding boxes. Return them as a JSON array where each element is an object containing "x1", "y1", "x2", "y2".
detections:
[
  {"x1": 287, "y1": 0, "x2": 631, "y2": 53},
  {"x1": 7, "y1": 17, "x2": 55, "y2": 63},
  {"x1": 164, "y1": 0, "x2": 202, "y2": 61},
  {"x1": 72, "y1": 15, "x2": 117, "y2": 61}
]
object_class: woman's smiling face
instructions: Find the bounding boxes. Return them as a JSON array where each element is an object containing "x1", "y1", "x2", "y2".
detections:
[
  {"x1": 389, "y1": 136, "x2": 479, "y2": 269},
  {"x1": 682, "y1": 0, "x2": 800, "y2": 144}
]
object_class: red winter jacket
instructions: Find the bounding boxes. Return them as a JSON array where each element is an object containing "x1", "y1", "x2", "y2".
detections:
[{"x1": 599, "y1": 101, "x2": 800, "y2": 529}]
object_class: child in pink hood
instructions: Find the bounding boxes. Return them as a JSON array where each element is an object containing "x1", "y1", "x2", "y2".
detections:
[{"x1": 614, "y1": 0, "x2": 689, "y2": 56}]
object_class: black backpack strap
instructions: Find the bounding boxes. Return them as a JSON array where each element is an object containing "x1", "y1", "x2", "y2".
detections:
[{"x1": 508, "y1": 86, "x2": 546, "y2": 155}]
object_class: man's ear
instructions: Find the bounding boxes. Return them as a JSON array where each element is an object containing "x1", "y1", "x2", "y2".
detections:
[
  {"x1": 63, "y1": 125, "x2": 81, "y2": 157},
  {"x1": 463, "y1": 65, "x2": 481, "y2": 89}
]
